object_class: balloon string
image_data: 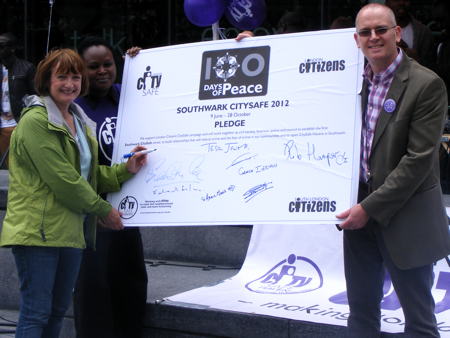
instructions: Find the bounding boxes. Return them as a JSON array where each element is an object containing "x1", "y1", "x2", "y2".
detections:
[
  {"x1": 212, "y1": 22, "x2": 227, "y2": 40},
  {"x1": 46, "y1": 0, "x2": 54, "y2": 54},
  {"x1": 218, "y1": 28, "x2": 227, "y2": 40}
]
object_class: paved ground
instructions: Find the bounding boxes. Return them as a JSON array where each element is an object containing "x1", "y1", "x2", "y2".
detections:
[{"x1": 0, "y1": 262, "x2": 238, "y2": 337}]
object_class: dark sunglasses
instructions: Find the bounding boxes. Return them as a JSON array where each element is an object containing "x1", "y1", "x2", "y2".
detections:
[{"x1": 356, "y1": 25, "x2": 396, "y2": 37}]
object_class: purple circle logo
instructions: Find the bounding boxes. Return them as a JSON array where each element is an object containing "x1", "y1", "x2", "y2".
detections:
[
  {"x1": 245, "y1": 254, "x2": 323, "y2": 294},
  {"x1": 384, "y1": 99, "x2": 396, "y2": 113}
]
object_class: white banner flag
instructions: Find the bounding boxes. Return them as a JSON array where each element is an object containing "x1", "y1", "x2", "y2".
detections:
[
  {"x1": 168, "y1": 224, "x2": 450, "y2": 335},
  {"x1": 108, "y1": 28, "x2": 364, "y2": 226}
]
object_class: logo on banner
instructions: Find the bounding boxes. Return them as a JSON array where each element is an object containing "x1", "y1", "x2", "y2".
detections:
[
  {"x1": 245, "y1": 253, "x2": 323, "y2": 294},
  {"x1": 199, "y1": 46, "x2": 270, "y2": 100},
  {"x1": 118, "y1": 196, "x2": 138, "y2": 219},
  {"x1": 288, "y1": 197, "x2": 337, "y2": 213},
  {"x1": 298, "y1": 58, "x2": 346, "y2": 74},
  {"x1": 98, "y1": 117, "x2": 116, "y2": 162},
  {"x1": 136, "y1": 66, "x2": 162, "y2": 96}
]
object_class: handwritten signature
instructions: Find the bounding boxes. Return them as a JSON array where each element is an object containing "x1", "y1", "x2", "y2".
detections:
[
  {"x1": 243, "y1": 182, "x2": 274, "y2": 203},
  {"x1": 201, "y1": 185, "x2": 236, "y2": 202},
  {"x1": 239, "y1": 163, "x2": 278, "y2": 175},
  {"x1": 145, "y1": 156, "x2": 205, "y2": 184},
  {"x1": 153, "y1": 184, "x2": 201, "y2": 195},
  {"x1": 227, "y1": 152, "x2": 258, "y2": 169},
  {"x1": 284, "y1": 140, "x2": 302, "y2": 160},
  {"x1": 307, "y1": 142, "x2": 348, "y2": 166},
  {"x1": 201, "y1": 142, "x2": 249, "y2": 153},
  {"x1": 284, "y1": 140, "x2": 348, "y2": 167}
]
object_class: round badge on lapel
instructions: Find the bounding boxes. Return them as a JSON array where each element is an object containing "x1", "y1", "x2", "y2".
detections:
[{"x1": 384, "y1": 99, "x2": 396, "y2": 113}]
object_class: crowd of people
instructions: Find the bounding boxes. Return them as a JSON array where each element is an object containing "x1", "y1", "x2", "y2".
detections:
[{"x1": 0, "y1": 0, "x2": 449, "y2": 337}]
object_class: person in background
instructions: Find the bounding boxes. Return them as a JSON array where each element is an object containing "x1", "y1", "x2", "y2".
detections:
[
  {"x1": 385, "y1": 0, "x2": 436, "y2": 69},
  {"x1": 0, "y1": 32, "x2": 35, "y2": 167},
  {"x1": 73, "y1": 37, "x2": 147, "y2": 338},
  {"x1": 236, "y1": 8, "x2": 309, "y2": 41},
  {"x1": 336, "y1": 3, "x2": 449, "y2": 337},
  {"x1": 0, "y1": 48, "x2": 147, "y2": 338},
  {"x1": 275, "y1": 9, "x2": 308, "y2": 34},
  {"x1": 329, "y1": 16, "x2": 354, "y2": 29},
  {"x1": 432, "y1": 0, "x2": 449, "y2": 102}
]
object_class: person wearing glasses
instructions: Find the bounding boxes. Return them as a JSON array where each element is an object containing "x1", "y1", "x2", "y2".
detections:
[{"x1": 336, "y1": 3, "x2": 449, "y2": 337}]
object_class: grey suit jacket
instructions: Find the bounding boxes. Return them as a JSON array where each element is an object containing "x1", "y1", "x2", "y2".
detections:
[
  {"x1": 410, "y1": 16, "x2": 436, "y2": 70},
  {"x1": 360, "y1": 55, "x2": 450, "y2": 269}
]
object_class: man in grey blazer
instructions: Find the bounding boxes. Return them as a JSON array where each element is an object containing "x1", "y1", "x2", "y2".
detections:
[{"x1": 336, "y1": 3, "x2": 450, "y2": 337}]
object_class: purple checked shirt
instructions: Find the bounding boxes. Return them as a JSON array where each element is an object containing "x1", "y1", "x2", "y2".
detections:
[{"x1": 361, "y1": 49, "x2": 403, "y2": 182}]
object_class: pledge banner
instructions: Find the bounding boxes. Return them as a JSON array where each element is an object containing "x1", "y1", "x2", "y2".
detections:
[{"x1": 109, "y1": 28, "x2": 364, "y2": 226}]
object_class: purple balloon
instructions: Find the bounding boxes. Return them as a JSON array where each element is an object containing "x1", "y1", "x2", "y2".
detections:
[
  {"x1": 225, "y1": 0, "x2": 266, "y2": 30},
  {"x1": 184, "y1": 0, "x2": 226, "y2": 27}
]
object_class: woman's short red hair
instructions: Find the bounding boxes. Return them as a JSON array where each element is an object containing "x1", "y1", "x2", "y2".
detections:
[{"x1": 34, "y1": 48, "x2": 89, "y2": 97}]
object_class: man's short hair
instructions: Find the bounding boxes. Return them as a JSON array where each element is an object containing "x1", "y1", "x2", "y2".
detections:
[{"x1": 355, "y1": 3, "x2": 397, "y2": 28}]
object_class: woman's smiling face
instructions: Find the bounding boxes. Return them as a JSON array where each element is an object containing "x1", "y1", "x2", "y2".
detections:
[
  {"x1": 82, "y1": 45, "x2": 117, "y2": 96},
  {"x1": 49, "y1": 66, "x2": 82, "y2": 108}
]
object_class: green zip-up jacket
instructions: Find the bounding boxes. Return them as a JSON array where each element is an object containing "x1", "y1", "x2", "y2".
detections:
[{"x1": 0, "y1": 95, "x2": 133, "y2": 249}]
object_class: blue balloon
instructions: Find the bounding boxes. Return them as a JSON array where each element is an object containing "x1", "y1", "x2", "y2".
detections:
[
  {"x1": 225, "y1": 0, "x2": 266, "y2": 30},
  {"x1": 184, "y1": 0, "x2": 226, "y2": 27}
]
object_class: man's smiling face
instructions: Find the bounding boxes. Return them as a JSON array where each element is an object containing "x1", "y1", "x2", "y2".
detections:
[{"x1": 354, "y1": 5, "x2": 401, "y2": 73}]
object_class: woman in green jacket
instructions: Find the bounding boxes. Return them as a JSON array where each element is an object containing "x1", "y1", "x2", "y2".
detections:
[{"x1": 0, "y1": 48, "x2": 147, "y2": 338}]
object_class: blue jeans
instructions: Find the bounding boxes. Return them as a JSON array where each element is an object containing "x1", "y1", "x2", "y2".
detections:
[{"x1": 12, "y1": 246, "x2": 83, "y2": 338}]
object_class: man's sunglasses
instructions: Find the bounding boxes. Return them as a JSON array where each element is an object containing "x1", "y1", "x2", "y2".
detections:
[{"x1": 356, "y1": 26, "x2": 396, "y2": 37}]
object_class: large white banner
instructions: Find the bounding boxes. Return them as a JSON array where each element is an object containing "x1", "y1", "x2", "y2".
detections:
[
  {"x1": 167, "y1": 224, "x2": 450, "y2": 335},
  {"x1": 108, "y1": 29, "x2": 364, "y2": 226}
]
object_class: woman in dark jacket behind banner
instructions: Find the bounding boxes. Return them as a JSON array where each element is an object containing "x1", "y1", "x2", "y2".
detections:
[{"x1": 73, "y1": 37, "x2": 148, "y2": 338}]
